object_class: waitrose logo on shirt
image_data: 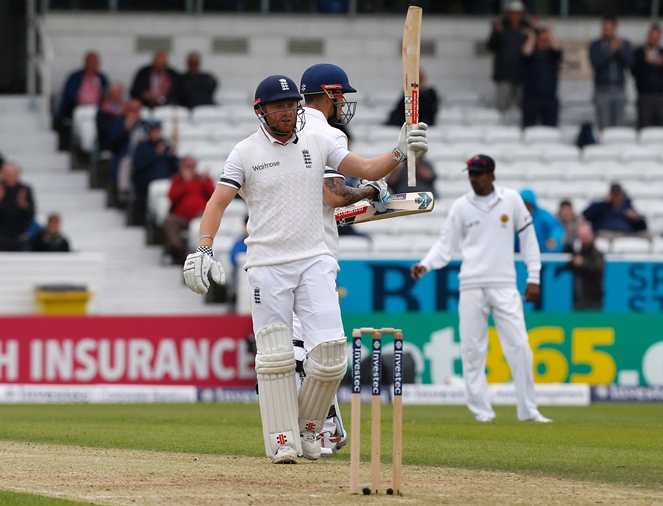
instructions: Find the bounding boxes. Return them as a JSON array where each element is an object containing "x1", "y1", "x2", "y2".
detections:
[{"x1": 252, "y1": 161, "x2": 280, "y2": 171}]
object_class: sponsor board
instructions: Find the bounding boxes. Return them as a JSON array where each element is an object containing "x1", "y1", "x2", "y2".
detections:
[
  {"x1": 0, "y1": 384, "x2": 197, "y2": 403},
  {"x1": 591, "y1": 384, "x2": 663, "y2": 402}
]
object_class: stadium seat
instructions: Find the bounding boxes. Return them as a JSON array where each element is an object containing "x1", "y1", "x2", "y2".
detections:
[
  {"x1": 445, "y1": 126, "x2": 484, "y2": 144},
  {"x1": 502, "y1": 144, "x2": 544, "y2": 164},
  {"x1": 594, "y1": 236, "x2": 612, "y2": 254},
  {"x1": 600, "y1": 126, "x2": 637, "y2": 145},
  {"x1": 151, "y1": 105, "x2": 191, "y2": 124},
  {"x1": 436, "y1": 106, "x2": 464, "y2": 125},
  {"x1": 339, "y1": 234, "x2": 372, "y2": 253},
  {"x1": 443, "y1": 90, "x2": 482, "y2": 107},
  {"x1": 581, "y1": 144, "x2": 623, "y2": 163},
  {"x1": 352, "y1": 106, "x2": 388, "y2": 126},
  {"x1": 483, "y1": 126, "x2": 521, "y2": 144},
  {"x1": 610, "y1": 236, "x2": 653, "y2": 254},
  {"x1": 619, "y1": 146, "x2": 659, "y2": 164},
  {"x1": 638, "y1": 126, "x2": 663, "y2": 145},
  {"x1": 540, "y1": 144, "x2": 581, "y2": 163},
  {"x1": 652, "y1": 235, "x2": 663, "y2": 253},
  {"x1": 522, "y1": 126, "x2": 562, "y2": 144},
  {"x1": 191, "y1": 105, "x2": 230, "y2": 124},
  {"x1": 464, "y1": 107, "x2": 501, "y2": 126}
]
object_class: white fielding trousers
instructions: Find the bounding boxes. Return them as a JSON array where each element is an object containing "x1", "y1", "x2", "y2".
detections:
[
  {"x1": 247, "y1": 254, "x2": 345, "y2": 350},
  {"x1": 458, "y1": 286, "x2": 540, "y2": 421}
]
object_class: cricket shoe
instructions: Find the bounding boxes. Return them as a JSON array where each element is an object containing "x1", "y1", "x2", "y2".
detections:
[
  {"x1": 271, "y1": 445, "x2": 298, "y2": 464},
  {"x1": 300, "y1": 430, "x2": 321, "y2": 460},
  {"x1": 320, "y1": 431, "x2": 344, "y2": 457},
  {"x1": 527, "y1": 413, "x2": 553, "y2": 423},
  {"x1": 475, "y1": 415, "x2": 495, "y2": 422}
]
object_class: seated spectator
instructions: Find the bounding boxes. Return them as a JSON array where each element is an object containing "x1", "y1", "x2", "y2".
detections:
[
  {"x1": 0, "y1": 162, "x2": 36, "y2": 252},
  {"x1": 518, "y1": 188, "x2": 564, "y2": 253},
  {"x1": 179, "y1": 52, "x2": 218, "y2": 109},
  {"x1": 386, "y1": 156, "x2": 437, "y2": 197},
  {"x1": 53, "y1": 51, "x2": 109, "y2": 150},
  {"x1": 582, "y1": 182, "x2": 649, "y2": 239},
  {"x1": 521, "y1": 22, "x2": 563, "y2": 128},
  {"x1": 564, "y1": 222, "x2": 605, "y2": 310},
  {"x1": 130, "y1": 50, "x2": 180, "y2": 108},
  {"x1": 385, "y1": 68, "x2": 439, "y2": 127},
  {"x1": 96, "y1": 83, "x2": 127, "y2": 153},
  {"x1": 557, "y1": 199, "x2": 580, "y2": 253},
  {"x1": 31, "y1": 213, "x2": 71, "y2": 252},
  {"x1": 163, "y1": 157, "x2": 215, "y2": 264},
  {"x1": 131, "y1": 120, "x2": 179, "y2": 226},
  {"x1": 632, "y1": 23, "x2": 663, "y2": 129}
]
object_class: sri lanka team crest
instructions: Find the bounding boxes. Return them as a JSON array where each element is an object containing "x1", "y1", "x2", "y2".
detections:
[{"x1": 501, "y1": 214, "x2": 509, "y2": 227}]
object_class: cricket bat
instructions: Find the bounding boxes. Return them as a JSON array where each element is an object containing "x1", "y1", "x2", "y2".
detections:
[
  {"x1": 335, "y1": 192, "x2": 434, "y2": 227},
  {"x1": 402, "y1": 4, "x2": 422, "y2": 188}
]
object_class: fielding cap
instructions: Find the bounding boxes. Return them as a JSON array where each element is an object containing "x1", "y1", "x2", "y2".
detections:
[
  {"x1": 253, "y1": 75, "x2": 303, "y2": 108},
  {"x1": 464, "y1": 154, "x2": 496, "y2": 173},
  {"x1": 300, "y1": 63, "x2": 357, "y2": 95}
]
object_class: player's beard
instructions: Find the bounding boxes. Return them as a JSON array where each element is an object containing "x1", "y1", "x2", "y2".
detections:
[{"x1": 266, "y1": 111, "x2": 296, "y2": 137}]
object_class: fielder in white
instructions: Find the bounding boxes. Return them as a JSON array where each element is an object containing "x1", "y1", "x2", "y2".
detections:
[
  {"x1": 183, "y1": 74, "x2": 428, "y2": 464},
  {"x1": 293, "y1": 63, "x2": 390, "y2": 456},
  {"x1": 411, "y1": 154, "x2": 551, "y2": 423}
]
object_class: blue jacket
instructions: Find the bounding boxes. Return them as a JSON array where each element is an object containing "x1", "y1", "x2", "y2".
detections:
[
  {"x1": 582, "y1": 199, "x2": 647, "y2": 234},
  {"x1": 54, "y1": 69, "x2": 109, "y2": 125},
  {"x1": 589, "y1": 37, "x2": 633, "y2": 91},
  {"x1": 517, "y1": 189, "x2": 564, "y2": 253}
]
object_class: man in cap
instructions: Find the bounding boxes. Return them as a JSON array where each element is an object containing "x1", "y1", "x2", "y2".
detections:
[{"x1": 410, "y1": 154, "x2": 551, "y2": 424}]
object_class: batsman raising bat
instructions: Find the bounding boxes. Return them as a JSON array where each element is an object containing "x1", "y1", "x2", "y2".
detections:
[{"x1": 183, "y1": 73, "x2": 428, "y2": 464}]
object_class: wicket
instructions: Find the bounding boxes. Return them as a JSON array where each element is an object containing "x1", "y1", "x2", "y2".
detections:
[{"x1": 350, "y1": 327, "x2": 403, "y2": 495}]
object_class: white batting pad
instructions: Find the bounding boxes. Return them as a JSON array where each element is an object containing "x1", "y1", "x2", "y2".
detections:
[
  {"x1": 255, "y1": 324, "x2": 302, "y2": 458},
  {"x1": 298, "y1": 338, "x2": 348, "y2": 434}
]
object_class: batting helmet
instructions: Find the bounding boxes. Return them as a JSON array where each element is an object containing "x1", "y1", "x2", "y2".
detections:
[
  {"x1": 253, "y1": 75, "x2": 303, "y2": 108},
  {"x1": 300, "y1": 63, "x2": 357, "y2": 95}
]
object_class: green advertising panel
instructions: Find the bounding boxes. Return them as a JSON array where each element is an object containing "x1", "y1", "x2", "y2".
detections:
[{"x1": 342, "y1": 313, "x2": 663, "y2": 386}]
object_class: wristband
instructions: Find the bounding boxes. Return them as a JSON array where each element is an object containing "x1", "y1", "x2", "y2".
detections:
[
  {"x1": 197, "y1": 245, "x2": 213, "y2": 257},
  {"x1": 199, "y1": 234, "x2": 214, "y2": 241}
]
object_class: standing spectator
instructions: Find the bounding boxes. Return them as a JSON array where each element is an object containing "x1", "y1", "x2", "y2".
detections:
[
  {"x1": 163, "y1": 157, "x2": 215, "y2": 264},
  {"x1": 564, "y1": 222, "x2": 605, "y2": 310},
  {"x1": 410, "y1": 154, "x2": 551, "y2": 423},
  {"x1": 519, "y1": 188, "x2": 564, "y2": 253},
  {"x1": 589, "y1": 16, "x2": 633, "y2": 130},
  {"x1": 631, "y1": 24, "x2": 663, "y2": 129},
  {"x1": 557, "y1": 199, "x2": 579, "y2": 253},
  {"x1": 0, "y1": 162, "x2": 36, "y2": 252},
  {"x1": 179, "y1": 52, "x2": 218, "y2": 109},
  {"x1": 53, "y1": 51, "x2": 109, "y2": 151},
  {"x1": 582, "y1": 182, "x2": 648, "y2": 239},
  {"x1": 521, "y1": 23, "x2": 563, "y2": 128},
  {"x1": 385, "y1": 68, "x2": 440, "y2": 127},
  {"x1": 31, "y1": 213, "x2": 71, "y2": 252},
  {"x1": 487, "y1": 1, "x2": 531, "y2": 116},
  {"x1": 386, "y1": 156, "x2": 437, "y2": 197},
  {"x1": 131, "y1": 120, "x2": 179, "y2": 226},
  {"x1": 130, "y1": 50, "x2": 180, "y2": 108}
]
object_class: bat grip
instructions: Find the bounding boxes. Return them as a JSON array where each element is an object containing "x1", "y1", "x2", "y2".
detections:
[{"x1": 406, "y1": 124, "x2": 416, "y2": 187}]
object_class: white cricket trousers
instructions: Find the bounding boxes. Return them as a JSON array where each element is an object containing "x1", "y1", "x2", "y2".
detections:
[
  {"x1": 247, "y1": 255, "x2": 345, "y2": 349},
  {"x1": 458, "y1": 287, "x2": 540, "y2": 421}
]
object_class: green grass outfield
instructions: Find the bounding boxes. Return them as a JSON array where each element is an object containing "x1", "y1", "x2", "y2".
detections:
[{"x1": 0, "y1": 403, "x2": 661, "y2": 505}]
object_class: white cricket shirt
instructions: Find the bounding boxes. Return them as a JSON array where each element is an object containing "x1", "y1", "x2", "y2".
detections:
[{"x1": 420, "y1": 184, "x2": 541, "y2": 289}]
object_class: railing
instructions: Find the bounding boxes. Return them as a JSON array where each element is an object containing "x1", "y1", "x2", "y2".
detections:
[{"x1": 26, "y1": 0, "x2": 54, "y2": 122}]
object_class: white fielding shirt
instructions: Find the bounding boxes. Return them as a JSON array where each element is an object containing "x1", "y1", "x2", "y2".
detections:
[
  {"x1": 420, "y1": 185, "x2": 541, "y2": 289},
  {"x1": 220, "y1": 125, "x2": 349, "y2": 268}
]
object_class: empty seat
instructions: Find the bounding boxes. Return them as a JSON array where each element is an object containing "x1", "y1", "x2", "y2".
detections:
[
  {"x1": 582, "y1": 144, "x2": 623, "y2": 163},
  {"x1": 594, "y1": 236, "x2": 612, "y2": 254},
  {"x1": 464, "y1": 107, "x2": 501, "y2": 125},
  {"x1": 502, "y1": 145, "x2": 544, "y2": 164},
  {"x1": 445, "y1": 126, "x2": 484, "y2": 144},
  {"x1": 653, "y1": 235, "x2": 663, "y2": 253},
  {"x1": 152, "y1": 105, "x2": 191, "y2": 124},
  {"x1": 338, "y1": 235, "x2": 372, "y2": 253},
  {"x1": 443, "y1": 90, "x2": 482, "y2": 108},
  {"x1": 600, "y1": 126, "x2": 637, "y2": 144},
  {"x1": 610, "y1": 235, "x2": 653, "y2": 254},
  {"x1": 619, "y1": 146, "x2": 660, "y2": 163},
  {"x1": 541, "y1": 144, "x2": 581, "y2": 163},
  {"x1": 483, "y1": 126, "x2": 521, "y2": 144},
  {"x1": 436, "y1": 106, "x2": 464, "y2": 125},
  {"x1": 147, "y1": 179, "x2": 172, "y2": 227},
  {"x1": 191, "y1": 105, "x2": 229, "y2": 124},
  {"x1": 522, "y1": 126, "x2": 562, "y2": 144},
  {"x1": 638, "y1": 126, "x2": 663, "y2": 145}
]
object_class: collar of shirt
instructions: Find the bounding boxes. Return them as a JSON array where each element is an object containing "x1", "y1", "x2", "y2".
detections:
[
  {"x1": 259, "y1": 124, "x2": 297, "y2": 146},
  {"x1": 304, "y1": 107, "x2": 327, "y2": 122},
  {"x1": 468, "y1": 184, "x2": 502, "y2": 212}
]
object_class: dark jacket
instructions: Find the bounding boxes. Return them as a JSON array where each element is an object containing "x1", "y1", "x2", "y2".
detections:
[
  {"x1": 385, "y1": 88, "x2": 440, "y2": 127},
  {"x1": 132, "y1": 140, "x2": 178, "y2": 189},
  {"x1": 487, "y1": 18, "x2": 531, "y2": 83},
  {"x1": 54, "y1": 69, "x2": 109, "y2": 125},
  {"x1": 565, "y1": 244, "x2": 605, "y2": 310},
  {"x1": 632, "y1": 46, "x2": 663, "y2": 93},
  {"x1": 589, "y1": 37, "x2": 633, "y2": 91},
  {"x1": 32, "y1": 232, "x2": 70, "y2": 252},
  {"x1": 179, "y1": 72, "x2": 218, "y2": 109},
  {"x1": 130, "y1": 66, "x2": 181, "y2": 107},
  {"x1": 522, "y1": 48, "x2": 563, "y2": 98},
  {"x1": 582, "y1": 199, "x2": 647, "y2": 234},
  {"x1": 0, "y1": 183, "x2": 36, "y2": 239}
]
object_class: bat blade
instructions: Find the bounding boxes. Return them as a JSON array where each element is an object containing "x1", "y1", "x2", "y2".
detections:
[
  {"x1": 335, "y1": 192, "x2": 434, "y2": 227},
  {"x1": 402, "y1": 5, "x2": 422, "y2": 188}
]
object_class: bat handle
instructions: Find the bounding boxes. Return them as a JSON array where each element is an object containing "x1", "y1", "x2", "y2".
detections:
[{"x1": 406, "y1": 124, "x2": 416, "y2": 187}]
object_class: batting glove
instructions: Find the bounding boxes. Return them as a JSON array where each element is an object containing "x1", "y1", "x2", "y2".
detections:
[
  {"x1": 183, "y1": 248, "x2": 226, "y2": 295},
  {"x1": 359, "y1": 178, "x2": 390, "y2": 213},
  {"x1": 394, "y1": 122, "x2": 428, "y2": 162}
]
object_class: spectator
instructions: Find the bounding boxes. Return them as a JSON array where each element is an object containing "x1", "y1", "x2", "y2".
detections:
[
  {"x1": 131, "y1": 120, "x2": 179, "y2": 226},
  {"x1": 96, "y1": 83, "x2": 127, "y2": 153},
  {"x1": 386, "y1": 156, "x2": 437, "y2": 197},
  {"x1": 521, "y1": 22, "x2": 563, "y2": 128},
  {"x1": 487, "y1": 1, "x2": 531, "y2": 115},
  {"x1": 53, "y1": 51, "x2": 109, "y2": 150},
  {"x1": 130, "y1": 50, "x2": 180, "y2": 108},
  {"x1": 105, "y1": 99, "x2": 149, "y2": 206},
  {"x1": 631, "y1": 23, "x2": 663, "y2": 129},
  {"x1": 557, "y1": 199, "x2": 580, "y2": 253},
  {"x1": 31, "y1": 213, "x2": 71, "y2": 252},
  {"x1": 582, "y1": 182, "x2": 648, "y2": 239},
  {"x1": 564, "y1": 222, "x2": 605, "y2": 310},
  {"x1": 385, "y1": 68, "x2": 439, "y2": 127},
  {"x1": 179, "y1": 52, "x2": 218, "y2": 109},
  {"x1": 518, "y1": 188, "x2": 564, "y2": 253},
  {"x1": 163, "y1": 156, "x2": 215, "y2": 264},
  {"x1": 0, "y1": 162, "x2": 36, "y2": 252},
  {"x1": 589, "y1": 16, "x2": 633, "y2": 130}
]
